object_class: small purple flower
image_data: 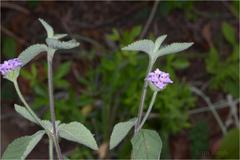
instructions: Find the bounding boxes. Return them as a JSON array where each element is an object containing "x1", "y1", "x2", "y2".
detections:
[
  {"x1": 146, "y1": 68, "x2": 173, "y2": 91},
  {"x1": 0, "y1": 58, "x2": 23, "y2": 76}
]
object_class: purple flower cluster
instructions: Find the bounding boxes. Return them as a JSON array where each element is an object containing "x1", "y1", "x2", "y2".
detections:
[
  {"x1": 0, "y1": 58, "x2": 23, "y2": 76},
  {"x1": 146, "y1": 68, "x2": 173, "y2": 91}
]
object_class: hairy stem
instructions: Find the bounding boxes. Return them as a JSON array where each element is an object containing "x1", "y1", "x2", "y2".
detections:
[
  {"x1": 13, "y1": 80, "x2": 44, "y2": 128},
  {"x1": 135, "y1": 60, "x2": 153, "y2": 134},
  {"x1": 137, "y1": 91, "x2": 158, "y2": 132},
  {"x1": 49, "y1": 136, "x2": 53, "y2": 160},
  {"x1": 47, "y1": 49, "x2": 63, "y2": 160}
]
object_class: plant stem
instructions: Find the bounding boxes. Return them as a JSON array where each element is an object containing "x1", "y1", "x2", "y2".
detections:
[
  {"x1": 135, "y1": 60, "x2": 153, "y2": 134},
  {"x1": 47, "y1": 49, "x2": 63, "y2": 160},
  {"x1": 49, "y1": 136, "x2": 53, "y2": 160},
  {"x1": 136, "y1": 91, "x2": 158, "y2": 132},
  {"x1": 13, "y1": 80, "x2": 44, "y2": 128}
]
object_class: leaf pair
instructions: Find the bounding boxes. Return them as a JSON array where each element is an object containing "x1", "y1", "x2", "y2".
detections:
[
  {"x1": 109, "y1": 118, "x2": 162, "y2": 159},
  {"x1": 122, "y1": 35, "x2": 193, "y2": 63}
]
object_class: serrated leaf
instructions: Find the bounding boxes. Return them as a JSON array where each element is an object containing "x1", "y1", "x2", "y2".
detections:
[
  {"x1": 2, "y1": 130, "x2": 45, "y2": 160},
  {"x1": 46, "y1": 38, "x2": 80, "y2": 50},
  {"x1": 131, "y1": 129, "x2": 162, "y2": 159},
  {"x1": 154, "y1": 35, "x2": 167, "y2": 52},
  {"x1": 14, "y1": 104, "x2": 37, "y2": 124},
  {"x1": 122, "y1": 40, "x2": 154, "y2": 55},
  {"x1": 38, "y1": 18, "x2": 54, "y2": 38},
  {"x1": 18, "y1": 44, "x2": 47, "y2": 66},
  {"x1": 156, "y1": 42, "x2": 193, "y2": 58},
  {"x1": 53, "y1": 34, "x2": 68, "y2": 39},
  {"x1": 58, "y1": 122, "x2": 98, "y2": 150},
  {"x1": 110, "y1": 118, "x2": 137, "y2": 150}
]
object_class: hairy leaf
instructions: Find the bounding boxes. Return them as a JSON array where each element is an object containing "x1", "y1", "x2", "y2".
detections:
[
  {"x1": 18, "y1": 44, "x2": 47, "y2": 66},
  {"x1": 122, "y1": 40, "x2": 154, "y2": 55},
  {"x1": 154, "y1": 35, "x2": 167, "y2": 52},
  {"x1": 53, "y1": 34, "x2": 68, "y2": 39},
  {"x1": 58, "y1": 122, "x2": 98, "y2": 150},
  {"x1": 110, "y1": 118, "x2": 137, "y2": 150},
  {"x1": 131, "y1": 129, "x2": 162, "y2": 159},
  {"x1": 38, "y1": 18, "x2": 54, "y2": 38},
  {"x1": 14, "y1": 104, "x2": 37, "y2": 123},
  {"x1": 156, "y1": 42, "x2": 193, "y2": 58},
  {"x1": 46, "y1": 38, "x2": 80, "y2": 50},
  {"x1": 2, "y1": 130, "x2": 45, "y2": 160}
]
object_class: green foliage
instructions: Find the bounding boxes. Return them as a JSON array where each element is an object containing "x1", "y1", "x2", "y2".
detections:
[
  {"x1": 2, "y1": 130, "x2": 45, "y2": 160},
  {"x1": 58, "y1": 122, "x2": 98, "y2": 150},
  {"x1": 206, "y1": 22, "x2": 239, "y2": 98},
  {"x1": 131, "y1": 129, "x2": 162, "y2": 159},
  {"x1": 110, "y1": 118, "x2": 137, "y2": 150},
  {"x1": 3, "y1": 36, "x2": 17, "y2": 58},
  {"x1": 216, "y1": 128, "x2": 240, "y2": 159},
  {"x1": 189, "y1": 121, "x2": 209, "y2": 159}
]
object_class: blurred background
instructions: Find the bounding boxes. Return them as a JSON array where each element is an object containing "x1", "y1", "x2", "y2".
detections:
[{"x1": 1, "y1": 1, "x2": 239, "y2": 159}]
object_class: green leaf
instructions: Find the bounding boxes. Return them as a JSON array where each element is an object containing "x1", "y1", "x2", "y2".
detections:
[
  {"x1": 46, "y1": 38, "x2": 80, "y2": 50},
  {"x1": 216, "y1": 128, "x2": 240, "y2": 159},
  {"x1": 2, "y1": 130, "x2": 45, "y2": 160},
  {"x1": 14, "y1": 104, "x2": 37, "y2": 124},
  {"x1": 18, "y1": 44, "x2": 47, "y2": 66},
  {"x1": 38, "y1": 18, "x2": 54, "y2": 38},
  {"x1": 58, "y1": 122, "x2": 98, "y2": 150},
  {"x1": 41, "y1": 120, "x2": 61, "y2": 131},
  {"x1": 109, "y1": 118, "x2": 137, "y2": 150},
  {"x1": 154, "y1": 35, "x2": 167, "y2": 52},
  {"x1": 156, "y1": 42, "x2": 193, "y2": 58},
  {"x1": 3, "y1": 36, "x2": 17, "y2": 58},
  {"x1": 172, "y1": 58, "x2": 190, "y2": 69},
  {"x1": 131, "y1": 129, "x2": 162, "y2": 159},
  {"x1": 54, "y1": 62, "x2": 71, "y2": 79},
  {"x1": 222, "y1": 22, "x2": 236, "y2": 45},
  {"x1": 122, "y1": 40, "x2": 154, "y2": 55}
]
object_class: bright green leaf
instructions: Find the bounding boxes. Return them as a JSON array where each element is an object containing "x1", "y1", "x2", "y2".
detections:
[
  {"x1": 109, "y1": 118, "x2": 137, "y2": 150},
  {"x1": 2, "y1": 130, "x2": 45, "y2": 160},
  {"x1": 222, "y1": 22, "x2": 236, "y2": 45},
  {"x1": 58, "y1": 122, "x2": 98, "y2": 150},
  {"x1": 131, "y1": 129, "x2": 162, "y2": 159}
]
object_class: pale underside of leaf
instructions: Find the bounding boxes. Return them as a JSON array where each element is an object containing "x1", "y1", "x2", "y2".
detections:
[
  {"x1": 38, "y1": 18, "x2": 54, "y2": 38},
  {"x1": 2, "y1": 130, "x2": 45, "y2": 160},
  {"x1": 131, "y1": 129, "x2": 162, "y2": 160},
  {"x1": 58, "y1": 122, "x2": 98, "y2": 150},
  {"x1": 53, "y1": 34, "x2": 68, "y2": 39},
  {"x1": 122, "y1": 39, "x2": 154, "y2": 55},
  {"x1": 18, "y1": 44, "x2": 48, "y2": 66},
  {"x1": 154, "y1": 35, "x2": 167, "y2": 52},
  {"x1": 156, "y1": 42, "x2": 193, "y2": 58},
  {"x1": 46, "y1": 38, "x2": 80, "y2": 50},
  {"x1": 110, "y1": 118, "x2": 137, "y2": 150},
  {"x1": 14, "y1": 104, "x2": 37, "y2": 124}
]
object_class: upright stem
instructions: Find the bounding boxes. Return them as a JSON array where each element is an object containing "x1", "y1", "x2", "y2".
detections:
[
  {"x1": 135, "y1": 60, "x2": 153, "y2": 134},
  {"x1": 136, "y1": 91, "x2": 158, "y2": 132},
  {"x1": 47, "y1": 49, "x2": 63, "y2": 160},
  {"x1": 49, "y1": 136, "x2": 54, "y2": 160}
]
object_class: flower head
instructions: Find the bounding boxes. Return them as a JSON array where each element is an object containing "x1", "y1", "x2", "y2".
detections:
[
  {"x1": 0, "y1": 58, "x2": 23, "y2": 76},
  {"x1": 146, "y1": 68, "x2": 173, "y2": 91}
]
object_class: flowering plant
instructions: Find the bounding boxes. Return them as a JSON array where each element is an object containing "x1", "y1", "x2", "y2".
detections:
[{"x1": 1, "y1": 19, "x2": 193, "y2": 160}]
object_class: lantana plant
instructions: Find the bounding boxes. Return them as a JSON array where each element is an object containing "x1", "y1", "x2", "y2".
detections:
[{"x1": 1, "y1": 19, "x2": 193, "y2": 160}]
